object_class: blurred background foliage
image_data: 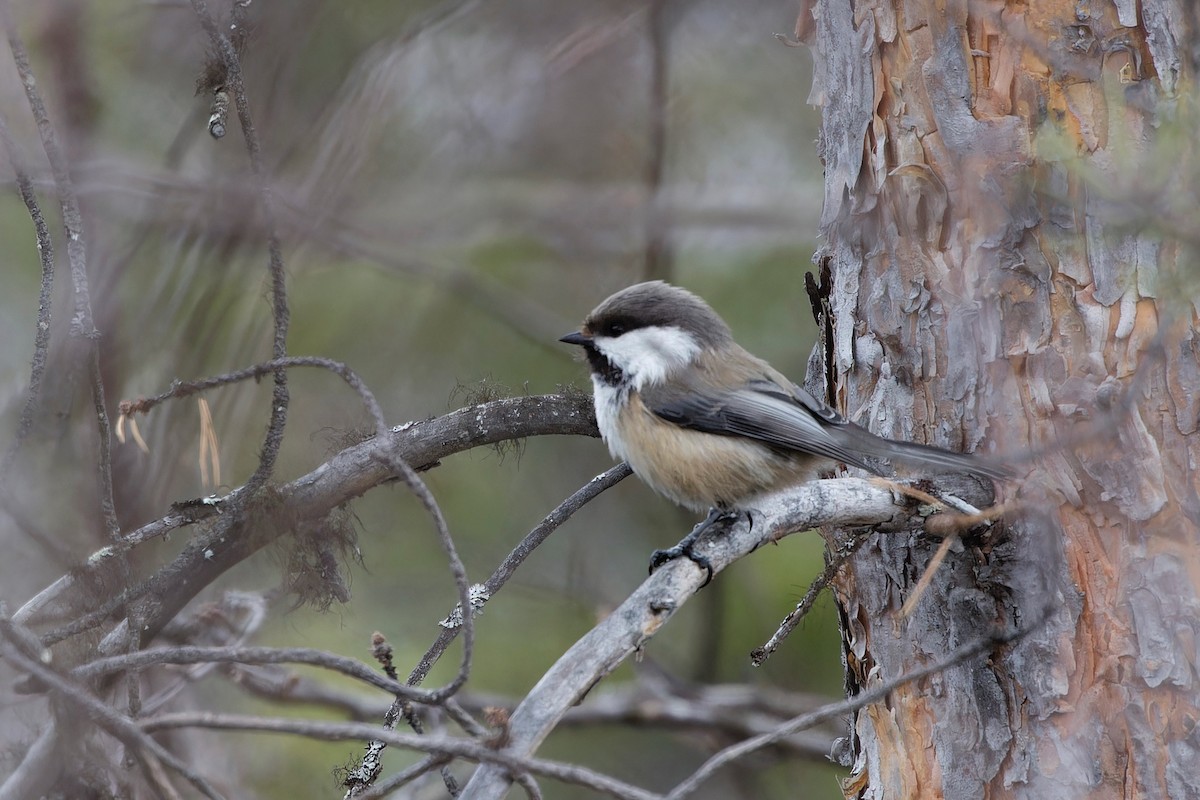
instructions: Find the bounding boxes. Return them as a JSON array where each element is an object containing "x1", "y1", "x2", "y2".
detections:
[{"x1": 0, "y1": 0, "x2": 847, "y2": 796}]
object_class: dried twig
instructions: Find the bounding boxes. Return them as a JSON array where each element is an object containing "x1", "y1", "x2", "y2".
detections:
[
  {"x1": 663, "y1": 606, "x2": 1051, "y2": 800},
  {"x1": 461, "y1": 475, "x2": 997, "y2": 797},
  {"x1": 405, "y1": 463, "x2": 632, "y2": 687},
  {"x1": 0, "y1": 112, "x2": 55, "y2": 485},
  {"x1": 189, "y1": 0, "x2": 291, "y2": 494},
  {"x1": 378, "y1": 463, "x2": 630, "y2": 797},
  {"x1": 0, "y1": 614, "x2": 225, "y2": 800},
  {"x1": 140, "y1": 713, "x2": 656, "y2": 800},
  {"x1": 2, "y1": 0, "x2": 120, "y2": 545},
  {"x1": 23, "y1": 393, "x2": 595, "y2": 651},
  {"x1": 73, "y1": 646, "x2": 435, "y2": 703},
  {"x1": 750, "y1": 533, "x2": 868, "y2": 666},
  {"x1": 120, "y1": 355, "x2": 387, "y2": 437}
]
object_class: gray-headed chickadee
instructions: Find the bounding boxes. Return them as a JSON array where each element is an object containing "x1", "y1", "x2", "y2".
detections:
[{"x1": 560, "y1": 281, "x2": 1007, "y2": 581}]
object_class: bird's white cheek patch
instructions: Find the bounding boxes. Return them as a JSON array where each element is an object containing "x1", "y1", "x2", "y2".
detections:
[{"x1": 594, "y1": 326, "x2": 699, "y2": 390}]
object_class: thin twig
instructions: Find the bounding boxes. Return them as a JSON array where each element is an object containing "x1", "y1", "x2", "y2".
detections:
[
  {"x1": 0, "y1": 111, "x2": 55, "y2": 486},
  {"x1": 367, "y1": 447, "x2": 471, "y2": 799},
  {"x1": 663, "y1": 607, "x2": 1052, "y2": 800},
  {"x1": 0, "y1": 721, "x2": 58, "y2": 800},
  {"x1": 384, "y1": 464, "x2": 631, "y2": 796},
  {"x1": 140, "y1": 713, "x2": 658, "y2": 800},
  {"x1": 405, "y1": 463, "x2": 632, "y2": 687},
  {"x1": 39, "y1": 575, "x2": 158, "y2": 647},
  {"x1": 863, "y1": 476, "x2": 1002, "y2": 618},
  {"x1": 342, "y1": 634, "x2": 426, "y2": 798},
  {"x1": 2, "y1": 0, "x2": 121, "y2": 545},
  {"x1": 189, "y1": 0, "x2": 291, "y2": 493},
  {"x1": 354, "y1": 755, "x2": 449, "y2": 800},
  {"x1": 132, "y1": 748, "x2": 186, "y2": 800},
  {"x1": 72, "y1": 646, "x2": 435, "y2": 703},
  {"x1": 0, "y1": 615, "x2": 226, "y2": 800},
  {"x1": 750, "y1": 532, "x2": 869, "y2": 666},
  {"x1": 222, "y1": 663, "x2": 837, "y2": 761},
  {"x1": 24, "y1": 393, "x2": 596, "y2": 647},
  {"x1": 3, "y1": 9, "x2": 132, "y2": 620},
  {"x1": 373, "y1": 449, "x2": 473, "y2": 703},
  {"x1": 4, "y1": 16, "x2": 132, "y2": 745},
  {"x1": 140, "y1": 591, "x2": 269, "y2": 715},
  {"x1": 898, "y1": 534, "x2": 957, "y2": 618},
  {"x1": 120, "y1": 355, "x2": 387, "y2": 437},
  {"x1": 514, "y1": 772, "x2": 544, "y2": 800}
]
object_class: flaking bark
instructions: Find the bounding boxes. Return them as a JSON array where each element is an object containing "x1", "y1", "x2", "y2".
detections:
[{"x1": 802, "y1": 0, "x2": 1199, "y2": 797}]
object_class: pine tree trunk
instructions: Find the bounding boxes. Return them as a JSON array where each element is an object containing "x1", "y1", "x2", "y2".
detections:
[{"x1": 801, "y1": 1, "x2": 1200, "y2": 797}]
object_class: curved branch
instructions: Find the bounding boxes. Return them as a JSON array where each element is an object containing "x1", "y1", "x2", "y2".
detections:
[
  {"x1": 461, "y1": 474, "x2": 998, "y2": 797},
  {"x1": 663, "y1": 605, "x2": 1050, "y2": 800},
  {"x1": 0, "y1": 616, "x2": 225, "y2": 800},
  {"x1": 405, "y1": 463, "x2": 632, "y2": 688},
  {"x1": 0, "y1": 111, "x2": 55, "y2": 487},
  {"x1": 72, "y1": 646, "x2": 431, "y2": 702},
  {"x1": 120, "y1": 355, "x2": 387, "y2": 437},
  {"x1": 189, "y1": 0, "x2": 292, "y2": 494},
  {"x1": 3, "y1": 0, "x2": 119, "y2": 543},
  {"x1": 22, "y1": 394, "x2": 596, "y2": 647},
  {"x1": 139, "y1": 713, "x2": 657, "y2": 800}
]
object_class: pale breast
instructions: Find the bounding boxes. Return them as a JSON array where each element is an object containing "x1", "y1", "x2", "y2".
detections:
[
  {"x1": 610, "y1": 391, "x2": 821, "y2": 511},
  {"x1": 592, "y1": 377, "x2": 630, "y2": 462}
]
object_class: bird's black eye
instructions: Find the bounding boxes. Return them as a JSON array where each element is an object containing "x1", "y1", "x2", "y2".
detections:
[{"x1": 597, "y1": 316, "x2": 635, "y2": 337}]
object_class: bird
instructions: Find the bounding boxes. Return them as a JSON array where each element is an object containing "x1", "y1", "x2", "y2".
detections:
[{"x1": 559, "y1": 280, "x2": 1008, "y2": 583}]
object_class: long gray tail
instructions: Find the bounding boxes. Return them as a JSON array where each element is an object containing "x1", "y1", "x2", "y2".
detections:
[{"x1": 846, "y1": 428, "x2": 1011, "y2": 481}]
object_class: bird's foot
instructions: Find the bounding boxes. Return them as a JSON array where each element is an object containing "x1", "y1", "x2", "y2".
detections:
[
  {"x1": 649, "y1": 542, "x2": 713, "y2": 587},
  {"x1": 648, "y1": 507, "x2": 741, "y2": 588}
]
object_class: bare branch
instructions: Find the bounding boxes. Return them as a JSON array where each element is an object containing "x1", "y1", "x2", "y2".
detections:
[
  {"x1": 22, "y1": 394, "x2": 596, "y2": 648},
  {"x1": 405, "y1": 463, "x2": 632, "y2": 687},
  {"x1": 561, "y1": 680, "x2": 838, "y2": 760},
  {"x1": 189, "y1": 0, "x2": 291, "y2": 493},
  {"x1": 340, "y1": 634, "x2": 439, "y2": 798},
  {"x1": 354, "y1": 755, "x2": 449, "y2": 800},
  {"x1": 373, "y1": 463, "x2": 631, "y2": 796},
  {"x1": 2, "y1": 0, "x2": 120, "y2": 545},
  {"x1": 209, "y1": 659, "x2": 840, "y2": 761},
  {"x1": 0, "y1": 111, "x2": 55, "y2": 486},
  {"x1": 0, "y1": 614, "x2": 225, "y2": 800},
  {"x1": 71, "y1": 646, "x2": 433, "y2": 702},
  {"x1": 373, "y1": 448, "x2": 473, "y2": 704},
  {"x1": 140, "y1": 713, "x2": 658, "y2": 800},
  {"x1": 663, "y1": 607, "x2": 1051, "y2": 800},
  {"x1": 140, "y1": 591, "x2": 269, "y2": 715},
  {"x1": 751, "y1": 533, "x2": 868, "y2": 666},
  {"x1": 347, "y1": 447, "x2": 470, "y2": 799},
  {"x1": 120, "y1": 356, "x2": 388, "y2": 437},
  {"x1": 0, "y1": 722, "x2": 59, "y2": 800},
  {"x1": 460, "y1": 474, "x2": 998, "y2": 797}
]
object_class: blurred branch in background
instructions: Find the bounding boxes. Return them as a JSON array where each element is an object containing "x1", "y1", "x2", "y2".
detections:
[
  {"x1": 189, "y1": 0, "x2": 292, "y2": 497},
  {"x1": 642, "y1": 0, "x2": 672, "y2": 282},
  {"x1": 0, "y1": 0, "x2": 842, "y2": 798},
  {"x1": 0, "y1": 111, "x2": 54, "y2": 487}
]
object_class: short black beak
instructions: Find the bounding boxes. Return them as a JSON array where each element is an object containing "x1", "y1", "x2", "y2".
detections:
[{"x1": 559, "y1": 331, "x2": 592, "y2": 347}]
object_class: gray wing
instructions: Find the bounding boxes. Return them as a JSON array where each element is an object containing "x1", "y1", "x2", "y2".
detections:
[
  {"x1": 646, "y1": 378, "x2": 886, "y2": 475},
  {"x1": 646, "y1": 378, "x2": 1010, "y2": 480}
]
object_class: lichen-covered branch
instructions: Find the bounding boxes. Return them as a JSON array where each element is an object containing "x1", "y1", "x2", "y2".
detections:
[{"x1": 20, "y1": 393, "x2": 597, "y2": 648}]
